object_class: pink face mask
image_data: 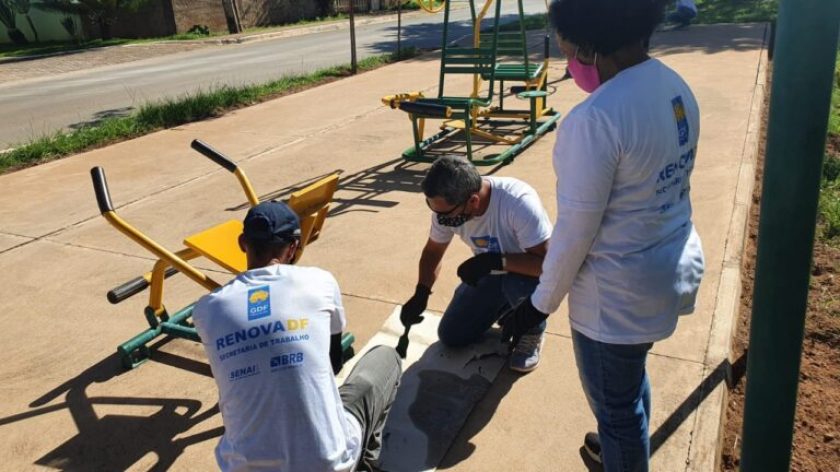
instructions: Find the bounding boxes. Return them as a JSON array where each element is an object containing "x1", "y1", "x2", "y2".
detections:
[{"x1": 568, "y1": 47, "x2": 601, "y2": 93}]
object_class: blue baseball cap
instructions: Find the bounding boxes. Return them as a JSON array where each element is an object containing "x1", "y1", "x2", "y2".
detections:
[{"x1": 243, "y1": 201, "x2": 301, "y2": 243}]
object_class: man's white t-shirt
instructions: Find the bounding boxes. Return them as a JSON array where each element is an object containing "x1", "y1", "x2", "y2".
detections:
[
  {"x1": 193, "y1": 264, "x2": 362, "y2": 472},
  {"x1": 429, "y1": 176, "x2": 552, "y2": 255},
  {"x1": 532, "y1": 58, "x2": 705, "y2": 344}
]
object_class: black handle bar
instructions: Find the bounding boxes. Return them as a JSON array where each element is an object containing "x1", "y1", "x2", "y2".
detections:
[
  {"x1": 90, "y1": 167, "x2": 114, "y2": 214},
  {"x1": 107, "y1": 267, "x2": 179, "y2": 304},
  {"x1": 398, "y1": 102, "x2": 452, "y2": 119},
  {"x1": 191, "y1": 139, "x2": 237, "y2": 173}
]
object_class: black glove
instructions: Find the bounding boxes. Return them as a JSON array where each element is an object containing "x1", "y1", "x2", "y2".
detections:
[
  {"x1": 500, "y1": 297, "x2": 549, "y2": 349},
  {"x1": 400, "y1": 284, "x2": 431, "y2": 327},
  {"x1": 457, "y1": 252, "x2": 503, "y2": 286}
]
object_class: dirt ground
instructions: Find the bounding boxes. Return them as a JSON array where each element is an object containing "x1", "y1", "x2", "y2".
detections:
[{"x1": 720, "y1": 69, "x2": 840, "y2": 472}]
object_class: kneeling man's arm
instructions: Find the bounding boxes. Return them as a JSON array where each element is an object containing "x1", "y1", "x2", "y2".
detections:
[{"x1": 503, "y1": 240, "x2": 548, "y2": 278}]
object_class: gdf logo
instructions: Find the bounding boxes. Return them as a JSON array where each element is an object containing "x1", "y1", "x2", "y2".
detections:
[{"x1": 247, "y1": 286, "x2": 271, "y2": 320}]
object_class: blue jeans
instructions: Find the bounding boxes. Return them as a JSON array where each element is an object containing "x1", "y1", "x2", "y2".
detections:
[
  {"x1": 667, "y1": 5, "x2": 697, "y2": 25},
  {"x1": 572, "y1": 329, "x2": 653, "y2": 472},
  {"x1": 438, "y1": 273, "x2": 545, "y2": 347}
]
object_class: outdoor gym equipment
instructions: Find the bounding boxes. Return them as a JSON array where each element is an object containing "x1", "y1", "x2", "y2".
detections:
[
  {"x1": 91, "y1": 140, "x2": 353, "y2": 369},
  {"x1": 382, "y1": 0, "x2": 562, "y2": 165}
]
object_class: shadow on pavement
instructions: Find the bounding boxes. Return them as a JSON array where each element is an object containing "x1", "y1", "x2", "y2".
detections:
[
  {"x1": 650, "y1": 23, "x2": 767, "y2": 56},
  {"x1": 68, "y1": 107, "x2": 135, "y2": 130},
  {"x1": 0, "y1": 344, "x2": 221, "y2": 470},
  {"x1": 365, "y1": 12, "x2": 528, "y2": 56},
  {"x1": 438, "y1": 367, "x2": 521, "y2": 468},
  {"x1": 650, "y1": 351, "x2": 748, "y2": 456},
  {"x1": 225, "y1": 157, "x2": 430, "y2": 215}
]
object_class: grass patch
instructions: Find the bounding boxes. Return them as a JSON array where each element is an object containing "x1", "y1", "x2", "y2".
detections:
[
  {"x1": 830, "y1": 56, "x2": 840, "y2": 137},
  {"x1": 496, "y1": 13, "x2": 547, "y2": 32},
  {"x1": 243, "y1": 14, "x2": 350, "y2": 34},
  {"x1": 0, "y1": 47, "x2": 419, "y2": 174},
  {"x1": 694, "y1": 0, "x2": 778, "y2": 25},
  {"x1": 486, "y1": 0, "x2": 778, "y2": 34},
  {"x1": 381, "y1": 1, "x2": 422, "y2": 12},
  {"x1": 818, "y1": 56, "x2": 840, "y2": 244},
  {"x1": 0, "y1": 32, "x2": 224, "y2": 59}
]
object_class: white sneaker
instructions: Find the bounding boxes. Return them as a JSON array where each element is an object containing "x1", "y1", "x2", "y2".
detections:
[{"x1": 509, "y1": 332, "x2": 544, "y2": 373}]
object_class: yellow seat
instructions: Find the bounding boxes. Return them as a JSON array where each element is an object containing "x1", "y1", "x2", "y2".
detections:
[
  {"x1": 184, "y1": 220, "x2": 247, "y2": 273},
  {"x1": 183, "y1": 174, "x2": 340, "y2": 273},
  {"x1": 288, "y1": 174, "x2": 339, "y2": 262}
]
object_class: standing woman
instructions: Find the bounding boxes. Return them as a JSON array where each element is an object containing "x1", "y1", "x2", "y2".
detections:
[{"x1": 502, "y1": 0, "x2": 705, "y2": 470}]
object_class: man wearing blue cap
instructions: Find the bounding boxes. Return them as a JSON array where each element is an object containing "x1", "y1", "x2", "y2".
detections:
[{"x1": 193, "y1": 201, "x2": 402, "y2": 472}]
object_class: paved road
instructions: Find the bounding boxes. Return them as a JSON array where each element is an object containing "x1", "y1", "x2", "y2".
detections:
[{"x1": 0, "y1": 0, "x2": 548, "y2": 149}]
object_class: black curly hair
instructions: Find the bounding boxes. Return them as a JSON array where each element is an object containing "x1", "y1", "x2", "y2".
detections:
[{"x1": 549, "y1": 0, "x2": 667, "y2": 56}]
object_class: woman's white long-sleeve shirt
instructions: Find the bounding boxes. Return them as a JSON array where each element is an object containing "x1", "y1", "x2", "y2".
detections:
[{"x1": 531, "y1": 58, "x2": 705, "y2": 345}]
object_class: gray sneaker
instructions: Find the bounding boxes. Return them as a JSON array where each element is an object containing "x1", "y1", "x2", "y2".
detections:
[{"x1": 509, "y1": 331, "x2": 544, "y2": 372}]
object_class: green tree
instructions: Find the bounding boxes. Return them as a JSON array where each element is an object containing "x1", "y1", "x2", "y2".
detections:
[
  {"x1": 12, "y1": 0, "x2": 39, "y2": 42},
  {"x1": 0, "y1": 0, "x2": 29, "y2": 44},
  {"x1": 35, "y1": 0, "x2": 148, "y2": 40}
]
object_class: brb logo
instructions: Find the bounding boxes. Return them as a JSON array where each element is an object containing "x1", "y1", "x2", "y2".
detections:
[
  {"x1": 247, "y1": 286, "x2": 271, "y2": 321},
  {"x1": 271, "y1": 352, "x2": 304, "y2": 370}
]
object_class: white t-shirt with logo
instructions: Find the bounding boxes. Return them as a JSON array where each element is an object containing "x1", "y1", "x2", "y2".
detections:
[
  {"x1": 531, "y1": 58, "x2": 705, "y2": 344},
  {"x1": 429, "y1": 176, "x2": 552, "y2": 255},
  {"x1": 193, "y1": 264, "x2": 362, "y2": 472}
]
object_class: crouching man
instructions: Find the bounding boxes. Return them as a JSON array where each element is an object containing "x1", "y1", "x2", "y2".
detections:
[{"x1": 193, "y1": 201, "x2": 402, "y2": 471}]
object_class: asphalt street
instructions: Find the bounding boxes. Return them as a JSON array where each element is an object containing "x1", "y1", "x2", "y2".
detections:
[{"x1": 0, "y1": 0, "x2": 548, "y2": 148}]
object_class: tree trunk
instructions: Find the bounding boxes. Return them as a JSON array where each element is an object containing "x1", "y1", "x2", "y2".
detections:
[
  {"x1": 98, "y1": 18, "x2": 111, "y2": 40},
  {"x1": 7, "y1": 28, "x2": 28, "y2": 45},
  {"x1": 25, "y1": 15, "x2": 38, "y2": 42}
]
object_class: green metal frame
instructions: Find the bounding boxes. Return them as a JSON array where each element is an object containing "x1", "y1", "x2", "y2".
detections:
[{"x1": 400, "y1": 0, "x2": 561, "y2": 166}]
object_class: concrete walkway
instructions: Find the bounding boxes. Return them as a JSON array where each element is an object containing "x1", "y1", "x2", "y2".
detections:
[{"x1": 0, "y1": 23, "x2": 767, "y2": 471}]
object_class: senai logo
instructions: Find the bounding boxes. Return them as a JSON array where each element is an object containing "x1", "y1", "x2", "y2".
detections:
[
  {"x1": 229, "y1": 364, "x2": 260, "y2": 381},
  {"x1": 247, "y1": 286, "x2": 271, "y2": 321}
]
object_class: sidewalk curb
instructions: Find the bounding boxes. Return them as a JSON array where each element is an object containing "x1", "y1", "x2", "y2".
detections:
[{"x1": 684, "y1": 23, "x2": 770, "y2": 472}]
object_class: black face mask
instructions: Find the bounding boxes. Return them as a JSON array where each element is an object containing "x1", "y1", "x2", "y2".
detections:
[{"x1": 437, "y1": 212, "x2": 470, "y2": 227}]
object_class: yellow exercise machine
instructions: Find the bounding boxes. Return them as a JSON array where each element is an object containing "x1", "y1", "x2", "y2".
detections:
[{"x1": 91, "y1": 140, "x2": 347, "y2": 369}]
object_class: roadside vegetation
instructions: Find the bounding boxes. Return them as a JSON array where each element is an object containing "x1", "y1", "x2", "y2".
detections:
[
  {"x1": 693, "y1": 0, "x2": 777, "y2": 25},
  {"x1": 0, "y1": 34, "x2": 207, "y2": 58},
  {"x1": 817, "y1": 55, "x2": 840, "y2": 243},
  {"x1": 0, "y1": 47, "x2": 419, "y2": 173},
  {"x1": 495, "y1": 0, "x2": 778, "y2": 35},
  {"x1": 495, "y1": 12, "x2": 546, "y2": 32},
  {"x1": 0, "y1": 1, "x2": 421, "y2": 59}
]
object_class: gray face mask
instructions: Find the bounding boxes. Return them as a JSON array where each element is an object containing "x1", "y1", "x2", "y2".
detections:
[{"x1": 437, "y1": 212, "x2": 470, "y2": 227}]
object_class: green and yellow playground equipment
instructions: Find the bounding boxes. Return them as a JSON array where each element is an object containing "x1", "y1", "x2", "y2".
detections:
[
  {"x1": 383, "y1": 0, "x2": 562, "y2": 165},
  {"x1": 90, "y1": 140, "x2": 353, "y2": 369}
]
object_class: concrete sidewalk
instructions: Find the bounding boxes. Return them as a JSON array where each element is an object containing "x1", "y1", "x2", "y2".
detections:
[{"x1": 0, "y1": 23, "x2": 767, "y2": 471}]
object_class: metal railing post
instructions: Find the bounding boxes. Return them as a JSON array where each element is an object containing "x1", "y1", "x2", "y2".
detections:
[{"x1": 740, "y1": 1, "x2": 840, "y2": 470}]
